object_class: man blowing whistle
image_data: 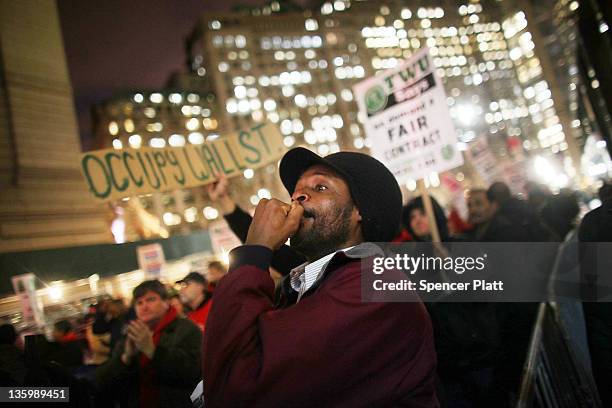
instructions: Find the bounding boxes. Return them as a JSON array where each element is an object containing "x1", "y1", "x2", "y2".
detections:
[{"x1": 201, "y1": 147, "x2": 438, "y2": 407}]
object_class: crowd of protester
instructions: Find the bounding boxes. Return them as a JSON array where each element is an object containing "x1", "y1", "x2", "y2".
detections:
[
  {"x1": 207, "y1": 172, "x2": 609, "y2": 407},
  {"x1": 0, "y1": 172, "x2": 610, "y2": 407},
  {"x1": 0, "y1": 260, "x2": 227, "y2": 407},
  {"x1": 397, "y1": 180, "x2": 611, "y2": 407}
]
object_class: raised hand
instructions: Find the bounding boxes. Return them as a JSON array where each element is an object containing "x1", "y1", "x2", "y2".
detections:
[{"x1": 207, "y1": 173, "x2": 236, "y2": 215}]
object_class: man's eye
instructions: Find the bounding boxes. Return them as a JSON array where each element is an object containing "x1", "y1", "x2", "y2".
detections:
[{"x1": 315, "y1": 184, "x2": 328, "y2": 192}]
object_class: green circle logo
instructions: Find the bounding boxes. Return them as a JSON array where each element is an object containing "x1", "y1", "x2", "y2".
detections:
[
  {"x1": 441, "y1": 144, "x2": 455, "y2": 160},
  {"x1": 365, "y1": 85, "x2": 387, "y2": 115}
]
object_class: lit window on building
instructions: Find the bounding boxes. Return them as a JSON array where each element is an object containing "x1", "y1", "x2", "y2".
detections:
[
  {"x1": 128, "y1": 134, "x2": 142, "y2": 148},
  {"x1": 150, "y1": 137, "x2": 166, "y2": 148},
  {"x1": 144, "y1": 107, "x2": 156, "y2": 118},
  {"x1": 124, "y1": 119, "x2": 135, "y2": 133},
  {"x1": 305, "y1": 18, "x2": 318, "y2": 31},
  {"x1": 168, "y1": 134, "x2": 186, "y2": 147},
  {"x1": 169, "y1": 93, "x2": 183, "y2": 104},
  {"x1": 185, "y1": 117, "x2": 200, "y2": 131},
  {"x1": 149, "y1": 93, "x2": 163, "y2": 103},
  {"x1": 188, "y1": 132, "x2": 204, "y2": 145},
  {"x1": 108, "y1": 121, "x2": 119, "y2": 135},
  {"x1": 203, "y1": 206, "x2": 219, "y2": 220}
]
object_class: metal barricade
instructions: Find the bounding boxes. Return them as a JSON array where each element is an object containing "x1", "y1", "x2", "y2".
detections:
[{"x1": 517, "y1": 303, "x2": 601, "y2": 408}]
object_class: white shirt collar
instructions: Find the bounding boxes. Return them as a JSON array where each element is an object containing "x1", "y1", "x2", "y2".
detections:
[{"x1": 289, "y1": 246, "x2": 355, "y2": 301}]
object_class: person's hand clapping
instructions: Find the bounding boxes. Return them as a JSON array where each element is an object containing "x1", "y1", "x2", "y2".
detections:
[
  {"x1": 126, "y1": 320, "x2": 155, "y2": 359},
  {"x1": 246, "y1": 199, "x2": 303, "y2": 250},
  {"x1": 121, "y1": 335, "x2": 137, "y2": 365}
]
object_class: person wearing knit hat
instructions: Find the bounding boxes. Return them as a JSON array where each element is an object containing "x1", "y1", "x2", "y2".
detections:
[
  {"x1": 199, "y1": 147, "x2": 438, "y2": 408},
  {"x1": 279, "y1": 147, "x2": 403, "y2": 245}
]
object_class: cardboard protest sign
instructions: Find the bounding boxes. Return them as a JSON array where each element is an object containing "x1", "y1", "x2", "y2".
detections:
[
  {"x1": 137, "y1": 243, "x2": 165, "y2": 279},
  {"x1": 502, "y1": 160, "x2": 529, "y2": 195},
  {"x1": 80, "y1": 123, "x2": 285, "y2": 202},
  {"x1": 208, "y1": 219, "x2": 242, "y2": 255},
  {"x1": 468, "y1": 136, "x2": 503, "y2": 185},
  {"x1": 12, "y1": 274, "x2": 45, "y2": 326},
  {"x1": 353, "y1": 48, "x2": 463, "y2": 183},
  {"x1": 468, "y1": 137, "x2": 527, "y2": 193}
]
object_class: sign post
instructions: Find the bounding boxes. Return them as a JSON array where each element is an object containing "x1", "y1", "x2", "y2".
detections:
[
  {"x1": 208, "y1": 219, "x2": 242, "y2": 257},
  {"x1": 417, "y1": 180, "x2": 441, "y2": 242}
]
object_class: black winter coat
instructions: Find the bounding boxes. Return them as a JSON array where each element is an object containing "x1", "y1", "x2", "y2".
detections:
[{"x1": 95, "y1": 317, "x2": 201, "y2": 408}]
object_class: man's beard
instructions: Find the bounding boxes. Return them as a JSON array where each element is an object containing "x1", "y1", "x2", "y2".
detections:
[{"x1": 290, "y1": 203, "x2": 354, "y2": 261}]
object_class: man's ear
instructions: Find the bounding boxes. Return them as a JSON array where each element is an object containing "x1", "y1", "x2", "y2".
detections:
[{"x1": 353, "y1": 206, "x2": 362, "y2": 222}]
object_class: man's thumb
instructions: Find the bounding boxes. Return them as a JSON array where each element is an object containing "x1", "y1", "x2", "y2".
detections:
[{"x1": 286, "y1": 202, "x2": 304, "y2": 226}]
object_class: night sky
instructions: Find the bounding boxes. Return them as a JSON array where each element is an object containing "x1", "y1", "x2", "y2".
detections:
[{"x1": 57, "y1": 0, "x2": 266, "y2": 150}]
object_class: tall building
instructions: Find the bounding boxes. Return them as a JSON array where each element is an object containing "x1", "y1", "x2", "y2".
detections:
[
  {"x1": 577, "y1": 0, "x2": 612, "y2": 159},
  {"x1": 530, "y1": 0, "x2": 611, "y2": 181},
  {"x1": 94, "y1": 0, "x2": 603, "y2": 241},
  {"x1": 186, "y1": 0, "x2": 587, "y2": 192},
  {"x1": 0, "y1": 0, "x2": 112, "y2": 253}
]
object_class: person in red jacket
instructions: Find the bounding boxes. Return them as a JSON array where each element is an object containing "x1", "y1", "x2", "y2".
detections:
[
  {"x1": 178, "y1": 272, "x2": 211, "y2": 332},
  {"x1": 200, "y1": 147, "x2": 438, "y2": 407},
  {"x1": 96, "y1": 280, "x2": 201, "y2": 408}
]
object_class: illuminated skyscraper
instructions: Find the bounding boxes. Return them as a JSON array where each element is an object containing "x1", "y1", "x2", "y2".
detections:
[
  {"x1": 576, "y1": 0, "x2": 612, "y2": 156},
  {"x1": 94, "y1": 0, "x2": 604, "y2": 241},
  {"x1": 524, "y1": 0, "x2": 612, "y2": 181},
  {"x1": 187, "y1": 0, "x2": 588, "y2": 191}
]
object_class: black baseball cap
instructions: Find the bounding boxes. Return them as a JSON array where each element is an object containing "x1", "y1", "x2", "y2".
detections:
[{"x1": 176, "y1": 272, "x2": 206, "y2": 285}]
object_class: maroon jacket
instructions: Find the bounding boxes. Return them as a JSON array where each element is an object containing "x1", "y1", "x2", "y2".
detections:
[{"x1": 202, "y1": 245, "x2": 438, "y2": 407}]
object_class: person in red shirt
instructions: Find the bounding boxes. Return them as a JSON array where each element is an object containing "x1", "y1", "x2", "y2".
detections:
[
  {"x1": 52, "y1": 320, "x2": 79, "y2": 344},
  {"x1": 177, "y1": 272, "x2": 211, "y2": 332},
  {"x1": 49, "y1": 319, "x2": 83, "y2": 367},
  {"x1": 96, "y1": 279, "x2": 201, "y2": 408}
]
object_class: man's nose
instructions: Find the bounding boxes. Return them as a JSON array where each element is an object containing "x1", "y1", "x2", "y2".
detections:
[{"x1": 291, "y1": 191, "x2": 309, "y2": 203}]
